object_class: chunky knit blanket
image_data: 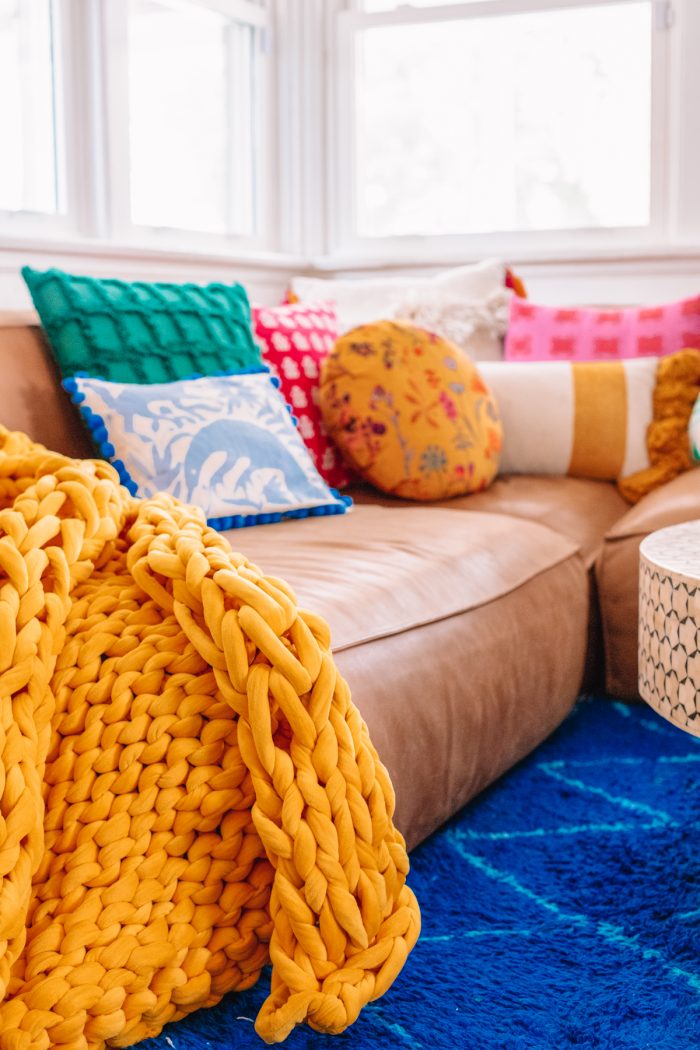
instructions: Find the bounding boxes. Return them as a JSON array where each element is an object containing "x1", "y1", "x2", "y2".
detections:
[{"x1": 0, "y1": 429, "x2": 420, "y2": 1049}]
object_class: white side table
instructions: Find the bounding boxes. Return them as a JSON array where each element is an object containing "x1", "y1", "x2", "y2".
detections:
[{"x1": 639, "y1": 520, "x2": 700, "y2": 737}]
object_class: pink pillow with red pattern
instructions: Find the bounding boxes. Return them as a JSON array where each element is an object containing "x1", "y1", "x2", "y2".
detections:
[
  {"x1": 252, "y1": 301, "x2": 350, "y2": 489},
  {"x1": 505, "y1": 295, "x2": 700, "y2": 362}
]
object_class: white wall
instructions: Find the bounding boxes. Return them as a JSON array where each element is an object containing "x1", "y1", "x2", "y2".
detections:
[
  {"x1": 1, "y1": 239, "x2": 699, "y2": 316},
  {"x1": 0, "y1": 238, "x2": 297, "y2": 313},
  {"x1": 310, "y1": 247, "x2": 700, "y2": 306},
  {"x1": 516, "y1": 253, "x2": 700, "y2": 306}
]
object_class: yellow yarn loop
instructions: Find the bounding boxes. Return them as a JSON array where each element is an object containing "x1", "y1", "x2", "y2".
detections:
[{"x1": 0, "y1": 428, "x2": 420, "y2": 1048}]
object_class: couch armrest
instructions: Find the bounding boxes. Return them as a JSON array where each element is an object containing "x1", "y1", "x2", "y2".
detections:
[
  {"x1": 607, "y1": 468, "x2": 700, "y2": 540},
  {"x1": 596, "y1": 469, "x2": 700, "y2": 699}
]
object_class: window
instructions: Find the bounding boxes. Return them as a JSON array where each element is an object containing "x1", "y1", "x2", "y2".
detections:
[
  {"x1": 0, "y1": 0, "x2": 269, "y2": 246},
  {"x1": 0, "y1": 0, "x2": 62, "y2": 216},
  {"x1": 334, "y1": 0, "x2": 666, "y2": 252},
  {"x1": 0, "y1": 0, "x2": 696, "y2": 269},
  {"x1": 123, "y1": 0, "x2": 264, "y2": 238},
  {"x1": 363, "y1": 0, "x2": 489, "y2": 8}
]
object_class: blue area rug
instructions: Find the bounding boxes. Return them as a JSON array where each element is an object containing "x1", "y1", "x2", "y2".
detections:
[{"x1": 142, "y1": 697, "x2": 700, "y2": 1050}]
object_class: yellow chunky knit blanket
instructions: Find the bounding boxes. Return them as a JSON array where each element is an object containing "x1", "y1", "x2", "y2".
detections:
[{"x1": 0, "y1": 429, "x2": 420, "y2": 1049}]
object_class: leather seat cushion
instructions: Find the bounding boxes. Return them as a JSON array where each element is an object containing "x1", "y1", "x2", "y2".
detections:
[
  {"x1": 337, "y1": 556, "x2": 587, "y2": 848},
  {"x1": 349, "y1": 475, "x2": 628, "y2": 568},
  {"x1": 440, "y1": 475, "x2": 629, "y2": 568},
  {"x1": 224, "y1": 506, "x2": 589, "y2": 847},
  {"x1": 228, "y1": 503, "x2": 580, "y2": 651}
]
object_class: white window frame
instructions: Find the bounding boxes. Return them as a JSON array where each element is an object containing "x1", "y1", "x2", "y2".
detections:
[
  {"x1": 0, "y1": 0, "x2": 75, "y2": 239},
  {"x1": 0, "y1": 0, "x2": 275, "y2": 254},
  {"x1": 327, "y1": 0, "x2": 688, "y2": 263},
  {"x1": 101, "y1": 0, "x2": 273, "y2": 253},
  {"x1": 1, "y1": 0, "x2": 699, "y2": 286}
]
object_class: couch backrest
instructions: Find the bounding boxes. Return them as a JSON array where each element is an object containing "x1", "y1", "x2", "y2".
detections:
[{"x1": 0, "y1": 314, "x2": 93, "y2": 457}]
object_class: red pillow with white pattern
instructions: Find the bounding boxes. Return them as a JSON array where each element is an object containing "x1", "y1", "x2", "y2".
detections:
[
  {"x1": 505, "y1": 294, "x2": 700, "y2": 362},
  {"x1": 252, "y1": 302, "x2": 350, "y2": 489}
]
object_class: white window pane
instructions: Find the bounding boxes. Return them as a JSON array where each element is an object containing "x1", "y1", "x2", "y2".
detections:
[
  {"x1": 128, "y1": 0, "x2": 259, "y2": 236},
  {"x1": 354, "y1": 2, "x2": 652, "y2": 237},
  {"x1": 0, "y1": 0, "x2": 59, "y2": 214}
]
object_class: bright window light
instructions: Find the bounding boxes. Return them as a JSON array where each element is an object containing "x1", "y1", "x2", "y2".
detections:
[
  {"x1": 127, "y1": 0, "x2": 260, "y2": 237},
  {"x1": 363, "y1": 0, "x2": 490, "y2": 8},
  {"x1": 0, "y1": 0, "x2": 60, "y2": 214},
  {"x1": 353, "y1": 2, "x2": 652, "y2": 238}
]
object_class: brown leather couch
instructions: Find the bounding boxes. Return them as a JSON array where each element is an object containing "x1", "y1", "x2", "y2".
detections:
[{"x1": 2, "y1": 312, "x2": 699, "y2": 850}]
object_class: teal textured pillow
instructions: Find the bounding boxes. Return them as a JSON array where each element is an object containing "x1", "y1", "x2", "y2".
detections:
[{"x1": 22, "y1": 266, "x2": 262, "y2": 383}]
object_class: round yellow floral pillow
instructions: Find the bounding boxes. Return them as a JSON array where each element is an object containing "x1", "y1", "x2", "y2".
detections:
[{"x1": 319, "y1": 320, "x2": 502, "y2": 500}]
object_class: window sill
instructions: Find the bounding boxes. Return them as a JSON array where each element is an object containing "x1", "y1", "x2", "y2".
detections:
[
  {"x1": 3, "y1": 229, "x2": 697, "y2": 279},
  {"x1": 0, "y1": 233, "x2": 306, "y2": 311},
  {"x1": 1, "y1": 231, "x2": 698, "y2": 312},
  {"x1": 306, "y1": 242, "x2": 700, "y2": 307},
  {"x1": 310, "y1": 242, "x2": 700, "y2": 274},
  {"x1": 0, "y1": 232, "x2": 306, "y2": 272}
]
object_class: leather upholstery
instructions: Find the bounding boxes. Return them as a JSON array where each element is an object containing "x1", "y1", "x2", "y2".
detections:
[
  {"x1": 234, "y1": 504, "x2": 579, "y2": 651},
  {"x1": 3, "y1": 312, "x2": 675, "y2": 848},
  {"x1": 597, "y1": 469, "x2": 700, "y2": 698},
  {"x1": 350, "y1": 473, "x2": 628, "y2": 569},
  {"x1": 348, "y1": 477, "x2": 626, "y2": 694},
  {"x1": 336, "y1": 557, "x2": 588, "y2": 848},
  {"x1": 0, "y1": 324, "x2": 92, "y2": 458},
  {"x1": 228, "y1": 510, "x2": 589, "y2": 847}
]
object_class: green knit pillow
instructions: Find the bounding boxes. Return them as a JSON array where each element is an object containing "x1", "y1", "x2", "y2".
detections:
[{"x1": 22, "y1": 266, "x2": 262, "y2": 383}]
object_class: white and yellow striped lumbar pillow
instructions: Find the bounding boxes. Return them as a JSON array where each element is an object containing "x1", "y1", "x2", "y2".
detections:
[{"x1": 478, "y1": 358, "x2": 657, "y2": 481}]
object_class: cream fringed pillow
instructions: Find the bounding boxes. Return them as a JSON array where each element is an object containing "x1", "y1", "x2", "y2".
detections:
[
  {"x1": 392, "y1": 287, "x2": 511, "y2": 363},
  {"x1": 478, "y1": 351, "x2": 700, "y2": 500},
  {"x1": 290, "y1": 260, "x2": 507, "y2": 335}
]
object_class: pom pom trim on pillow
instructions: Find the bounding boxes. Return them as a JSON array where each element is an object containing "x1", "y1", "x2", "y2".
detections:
[{"x1": 64, "y1": 372, "x2": 352, "y2": 530}]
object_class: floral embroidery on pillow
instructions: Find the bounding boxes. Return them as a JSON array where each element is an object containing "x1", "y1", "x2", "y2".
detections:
[
  {"x1": 64, "y1": 373, "x2": 350, "y2": 528},
  {"x1": 319, "y1": 321, "x2": 502, "y2": 501}
]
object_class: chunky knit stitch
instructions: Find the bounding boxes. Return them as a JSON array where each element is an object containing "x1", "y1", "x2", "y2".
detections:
[{"x1": 0, "y1": 428, "x2": 419, "y2": 1048}]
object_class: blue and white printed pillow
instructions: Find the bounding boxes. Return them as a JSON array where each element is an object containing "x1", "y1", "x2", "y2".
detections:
[{"x1": 64, "y1": 372, "x2": 351, "y2": 528}]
